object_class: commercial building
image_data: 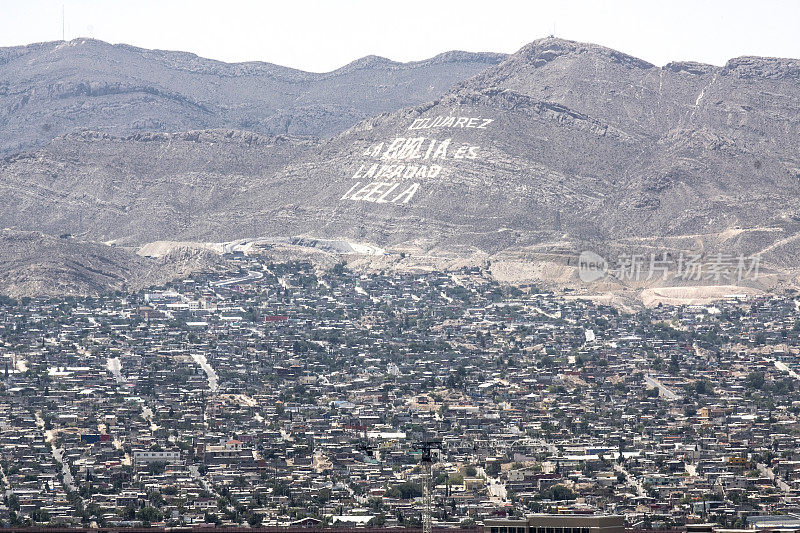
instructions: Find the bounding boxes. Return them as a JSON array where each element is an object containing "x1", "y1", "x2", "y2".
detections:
[{"x1": 485, "y1": 515, "x2": 625, "y2": 533}]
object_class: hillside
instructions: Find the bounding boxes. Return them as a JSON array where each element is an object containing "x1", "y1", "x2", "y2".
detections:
[
  {"x1": 3, "y1": 37, "x2": 800, "y2": 296},
  {"x1": 0, "y1": 38, "x2": 505, "y2": 155},
  {"x1": 0, "y1": 230, "x2": 224, "y2": 297}
]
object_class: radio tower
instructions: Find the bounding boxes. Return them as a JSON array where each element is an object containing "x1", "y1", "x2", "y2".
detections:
[{"x1": 414, "y1": 436, "x2": 442, "y2": 533}]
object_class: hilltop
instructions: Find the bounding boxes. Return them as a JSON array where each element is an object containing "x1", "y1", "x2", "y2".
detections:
[
  {"x1": 3, "y1": 37, "x2": 800, "y2": 298},
  {"x1": 0, "y1": 38, "x2": 505, "y2": 155}
]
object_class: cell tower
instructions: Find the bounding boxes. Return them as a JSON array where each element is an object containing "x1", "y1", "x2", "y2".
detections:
[
  {"x1": 413, "y1": 436, "x2": 442, "y2": 533},
  {"x1": 357, "y1": 426, "x2": 377, "y2": 461}
]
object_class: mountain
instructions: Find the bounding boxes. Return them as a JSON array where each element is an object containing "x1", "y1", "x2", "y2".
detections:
[
  {"x1": 0, "y1": 129, "x2": 317, "y2": 244},
  {"x1": 250, "y1": 37, "x2": 800, "y2": 289},
  {"x1": 3, "y1": 37, "x2": 800, "y2": 298},
  {"x1": 0, "y1": 230, "x2": 223, "y2": 298},
  {"x1": 0, "y1": 38, "x2": 506, "y2": 155}
]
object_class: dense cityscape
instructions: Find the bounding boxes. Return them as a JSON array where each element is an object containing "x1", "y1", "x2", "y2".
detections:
[{"x1": 1, "y1": 252, "x2": 799, "y2": 529}]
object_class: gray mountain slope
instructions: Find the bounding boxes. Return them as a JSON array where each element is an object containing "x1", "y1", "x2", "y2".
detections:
[
  {"x1": 3, "y1": 37, "x2": 800, "y2": 295},
  {"x1": 0, "y1": 38, "x2": 506, "y2": 155},
  {"x1": 0, "y1": 230, "x2": 223, "y2": 298},
  {"x1": 0, "y1": 129, "x2": 317, "y2": 244},
  {"x1": 256, "y1": 38, "x2": 800, "y2": 272}
]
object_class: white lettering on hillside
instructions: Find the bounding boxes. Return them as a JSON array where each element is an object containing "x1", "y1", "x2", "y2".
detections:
[
  {"x1": 408, "y1": 116, "x2": 493, "y2": 130},
  {"x1": 341, "y1": 113, "x2": 493, "y2": 206}
]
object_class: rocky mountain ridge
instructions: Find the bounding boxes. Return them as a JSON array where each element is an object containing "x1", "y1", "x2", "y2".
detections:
[
  {"x1": 3, "y1": 37, "x2": 800, "y2": 299},
  {"x1": 0, "y1": 38, "x2": 505, "y2": 155}
]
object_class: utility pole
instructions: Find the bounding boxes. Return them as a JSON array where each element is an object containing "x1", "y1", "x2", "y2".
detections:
[
  {"x1": 414, "y1": 436, "x2": 442, "y2": 533},
  {"x1": 358, "y1": 427, "x2": 377, "y2": 462}
]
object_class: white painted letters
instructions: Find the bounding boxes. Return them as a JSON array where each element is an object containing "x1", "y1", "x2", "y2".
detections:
[{"x1": 344, "y1": 113, "x2": 493, "y2": 205}]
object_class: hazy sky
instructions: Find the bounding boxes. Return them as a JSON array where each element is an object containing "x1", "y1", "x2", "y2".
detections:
[{"x1": 1, "y1": 0, "x2": 799, "y2": 72}]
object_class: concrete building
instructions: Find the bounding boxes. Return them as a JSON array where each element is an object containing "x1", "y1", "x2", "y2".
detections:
[
  {"x1": 132, "y1": 450, "x2": 181, "y2": 464},
  {"x1": 485, "y1": 515, "x2": 625, "y2": 533}
]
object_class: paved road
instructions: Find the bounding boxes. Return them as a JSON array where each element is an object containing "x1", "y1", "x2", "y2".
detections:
[
  {"x1": 477, "y1": 467, "x2": 507, "y2": 501},
  {"x1": 0, "y1": 461, "x2": 10, "y2": 495},
  {"x1": 191, "y1": 353, "x2": 219, "y2": 393},
  {"x1": 757, "y1": 463, "x2": 791, "y2": 494},
  {"x1": 106, "y1": 357, "x2": 126, "y2": 384},
  {"x1": 488, "y1": 477, "x2": 507, "y2": 500},
  {"x1": 772, "y1": 359, "x2": 800, "y2": 380},
  {"x1": 52, "y1": 446, "x2": 78, "y2": 492},
  {"x1": 211, "y1": 269, "x2": 263, "y2": 287},
  {"x1": 614, "y1": 462, "x2": 646, "y2": 497},
  {"x1": 141, "y1": 405, "x2": 160, "y2": 431},
  {"x1": 35, "y1": 412, "x2": 79, "y2": 493},
  {"x1": 189, "y1": 465, "x2": 219, "y2": 497},
  {"x1": 644, "y1": 374, "x2": 681, "y2": 401}
]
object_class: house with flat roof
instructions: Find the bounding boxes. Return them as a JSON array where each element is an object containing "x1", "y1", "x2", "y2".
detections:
[{"x1": 485, "y1": 514, "x2": 625, "y2": 533}]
